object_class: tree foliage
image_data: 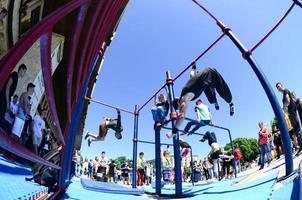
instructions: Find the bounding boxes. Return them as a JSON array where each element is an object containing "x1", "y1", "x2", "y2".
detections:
[
  {"x1": 114, "y1": 156, "x2": 131, "y2": 170},
  {"x1": 225, "y1": 138, "x2": 259, "y2": 163}
]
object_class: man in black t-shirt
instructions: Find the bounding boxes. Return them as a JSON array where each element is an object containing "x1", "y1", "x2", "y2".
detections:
[
  {"x1": 276, "y1": 82, "x2": 302, "y2": 155},
  {"x1": 85, "y1": 109, "x2": 123, "y2": 146},
  {"x1": 167, "y1": 65, "x2": 234, "y2": 139},
  {"x1": 0, "y1": 64, "x2": 27, "y2": 128}
]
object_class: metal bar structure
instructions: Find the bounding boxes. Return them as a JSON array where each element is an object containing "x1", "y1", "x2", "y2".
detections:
[
  {"x1": 66, "y1": 4, "x2": 89, "y2": 122},
  {"x1": 154, "y1": 126, "x2": 162, "y2": 195},
  {"x1": 132, "y1": 105, "x2": 139, "y2": 188},
  {"x1": 138, "y1": 33, "x2": 225, "y2": 113},
  {"x1": 249, "y1": 2, "x2": 295, "y2": 53},
  {"x1": 192, "y1": 0, "x2": 294, "y2": 176},
  {"x1": 74, "y1": 0, "x2": 107, "y2": 101},
  {"x1": 166, "y1": 71, "x2": 182, "y2": 197},
  {"x1": 84, "y1": 96, "x2": 135, "y2": 115},
  {"x1": 161, "y1": 126, "x2": 205, "y2": 137},
  {"x1": 0, "y1": 0, "x2": 93, "y2": 170},
  {"x1": 60, "y1": 53, "x2": 102, "y2": 189},
  {"x1": 184, "y1": 117, "x2": 237, "y2": 178},
  {"x1": 136, "y1": 140, "x2": 173, "y2": 147},
  {"x1": 0, "y1": 129, "x2": 61, "y2": 169},
  {"x1": 40, "y1": 32, "x2": 66, "y2": 146},
  {"x1": 190, "y1": 147, "x2": 195, "y2": 186}
]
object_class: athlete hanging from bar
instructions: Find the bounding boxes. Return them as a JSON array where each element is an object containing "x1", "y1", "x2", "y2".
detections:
[
  {"x1": 167, "y1": 62, "x2": 234, "y2": 138},
  {"x1": 85, "y1": 109, "x2": 123, "y2": 146}
]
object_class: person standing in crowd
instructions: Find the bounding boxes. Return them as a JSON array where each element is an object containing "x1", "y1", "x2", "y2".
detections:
[
  {"x1": 74, "y1": 150, "x2": 82, "y2": 177},
  {"x1": 98, "y1": 151, "x2": 109, "y2": 179},
  {"x1": 137, "y1": 152, "x2": 146, "y2": 187},
  {"x1": 11, "y1": 83, "x2": 35, "y2": 142},
  {"x1": 88, "y1": 159, "x2": 93, "y2": 179},
  {"x1": 108, "y1": 160, "x2": 116, "y2": 183},
  {"x1": 234, "y1": 145, "x2": 242, "y2": 173},
  {"x1": 271, "y1": 118, "x2": 283, "y2": 159},
  {"x1": 2, "y1": 95, "x2": 19, "y2": 133},
  {"x1": 258, "y1": 121, "x2": 271, "y2": 170},
  {"x1": 120, "y1": 162, "x2": 130, "y2": 185},
  {"x1": 31, "y1": 109, "x2": 47, "y2": 155},
  {"x1": 0, "y1": 64, "x2": 27, "y2": 129},
  {"x1": 276, "y1": 82, "x2": 302, "y2": 154}
]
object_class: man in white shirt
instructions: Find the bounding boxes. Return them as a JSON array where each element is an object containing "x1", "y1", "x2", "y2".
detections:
[
  {"x1": 98, "y1": 151, "x2": 109, "y2": 176},
  {"x1": 32, "y1": 109, "x2": 47, "y2": 154}
]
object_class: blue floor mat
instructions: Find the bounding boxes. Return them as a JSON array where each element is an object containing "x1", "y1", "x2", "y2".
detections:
[
  {"x1": 271, "y1": 178, "x2": 299, "y2": 200},
  {"x1": 80, "y1": 178, "x2": 145, "y2": 195},
  {"x1": 0, "y1": 156, "x2": 47, "y2": 200},
  {"x1": 63, "y1": 179, "x2": 144, "y2": 200},
  {"x1": 188, "y1": 171, "x2": 279, "y2": 200}
]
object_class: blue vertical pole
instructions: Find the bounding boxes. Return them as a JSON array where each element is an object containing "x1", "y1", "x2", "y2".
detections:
[
  {"x1": 132, "y1": 105, "x2": 139, "y2": 188},
  {"x1": 155, "y1": 127, "x2": 162, "y2": 195},
  {"x1": 166, "y1": 71, "x2": 182, "y2": 197},
  {"x1": 60, "y1": 53, "x2": 101, "y2": 189},
  {"x1": 227, "y1": 129, "x2": 237, "y2": 178},
  {"x1": 217, "y1": 21, "x2": 293, "y2": 175},
  {"x1": 190, "y1": 147, "x2": 194, "y2": 186}
]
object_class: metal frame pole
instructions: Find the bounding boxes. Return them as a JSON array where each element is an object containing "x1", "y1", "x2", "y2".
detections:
[
  {"x1": 132, "y1": 105, "x2": 139, "y2": 188},
  {"x1": 155, "y1": 127, "x2": 162, "y2": 195},
  {"x1": 166, "y1": 71, "x2": 182, "y2": 197},
  {"x1": 190, "y1": 147, "x2": 195, "y2": 186},
  {"x1": 216, "y1": 22, "x2": 293, "y2": 175}
]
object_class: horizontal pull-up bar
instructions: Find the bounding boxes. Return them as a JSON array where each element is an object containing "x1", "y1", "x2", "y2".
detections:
[
  {"x1": 161, "y1": 126, "x2": 204, "y2": 137},
  {"x1": 185, "y1": 117, "x2": 230, "y2": 132},
  {"x1": 133, "y1": 139, "x2": 173, "y2": 146},
  {"x1": 84, "y1": 96, "x2": 135, "y2": 115}
]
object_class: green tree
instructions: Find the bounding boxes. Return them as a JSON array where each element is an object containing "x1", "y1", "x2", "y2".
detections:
[
  {"x1": 114, "y1": 156, "x2": 131, "y2": 170},
  {"x1": 225, "y1": 138, "x2": 259, "y2": 163}
]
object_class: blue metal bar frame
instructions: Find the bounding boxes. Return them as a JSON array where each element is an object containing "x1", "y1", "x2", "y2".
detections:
[
  {"x1": 161, "y1": 126, "x2": 204, "y2": 137},
  {"x1": 216, "y1": 21, "x2": 293, "y2": 175},
  {"x1": 137, "y1": 140, "x2": 173, "y2": 146},
  {"x1": 190, "y1": 147, "x2": 194, "y2": 186},
  {"x1": 184, "y1": 117, "x2": 237, "y2": 178},
  {"x1": 132, "y1": 105, "x2": 139, "y2": 188},
  {"x1": 155, "y1": 127, "x2": 162, "y2": 195},
  {"x1": 60, "y1": 53, "x2": 101, "y2": 189},
  {"x1": 166, "y1": 71, "x2": 182, "y2": 197}
]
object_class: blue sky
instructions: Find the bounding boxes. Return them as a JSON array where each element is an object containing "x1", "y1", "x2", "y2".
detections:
[{"x1": 80, "y1": 0, "x2": 302, "y2": 161}]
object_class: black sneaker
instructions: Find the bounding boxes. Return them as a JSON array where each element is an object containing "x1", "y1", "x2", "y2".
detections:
[
  {"x1": 88, "y1": 138, "x2": 92, "y2": 147},
  {"x1": 84, "y1": 132, "x2": 90, "y2": 140},
  {"x1": 230, "y1": 103, "x2": 234, "y2": 116},
  {"x1": 214, "y1": 102, "x2": 220, "y2": 110}
]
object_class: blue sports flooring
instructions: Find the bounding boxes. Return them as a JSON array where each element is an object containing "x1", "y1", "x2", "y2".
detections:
[
  {"x1": 80, "y1": 178, "x2": 145, "y2": 195},
  {"x1": 0, "y1": 156, "x2": 47, "y2": 200},
  {"x1": 63, "y1": 179, "x2": 144, "y2": 200},
  {"x1": 0, "y1": 154, "x2": 299, "y2": 200}
]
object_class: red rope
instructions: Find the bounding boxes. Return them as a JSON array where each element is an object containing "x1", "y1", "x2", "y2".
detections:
[
  {"x1": 84, "y1": 96, "x2": 135, "y2": 115},
  {"x1": 191, "y1": 0, "x2": 220, "y2": 23},
  {"x1": 250, "y1": 2, "x2": 295, "y2": 53},
  {"x1": 138, "y1": 33, "x2": 225, "y2": 112},
  {"x1": 174, "y1": 33, "x2": 225, "y2": 81},
  {"x1": 137, "y1": 83, "x2": 167, "y2": 112}
]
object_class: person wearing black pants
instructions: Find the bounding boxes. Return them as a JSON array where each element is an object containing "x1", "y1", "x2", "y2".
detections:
[{"x1": 167, "y1": 64, "x2": 234, "y2": 138}]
